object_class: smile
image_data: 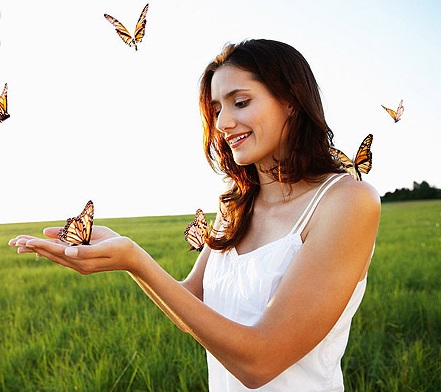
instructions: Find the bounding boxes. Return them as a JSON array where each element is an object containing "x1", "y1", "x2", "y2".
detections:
[{"x1": 226, "y1": 132, "x2": 252, "y2": 147}]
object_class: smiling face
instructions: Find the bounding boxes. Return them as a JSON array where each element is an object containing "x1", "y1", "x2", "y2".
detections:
[{"x1": 210, "y1": 65, "x2": 292, "y2": 168}]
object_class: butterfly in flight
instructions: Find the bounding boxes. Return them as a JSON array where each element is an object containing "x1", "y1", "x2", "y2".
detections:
[
  {"x1": 104, "y1": 3, "x2": 149, "y2": 51},
  {"x1": 330, "y1": 134, "x2": 373, "y2": 181},
  {"x1": 184, "y1": 209, "x2": 207, "y2": 252},
  {"x1": 381, "y1": 99, "x2": 404, "y2": 123},
  {"x1": 58, "y1": 200, "x2": 94, "y2": 246},
  {"x1": 0, "y1": 83, "x2": 10, "y2": 123}
]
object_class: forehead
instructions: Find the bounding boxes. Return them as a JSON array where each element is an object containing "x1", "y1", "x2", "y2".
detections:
[{"x1": 210, "y1": 66, "x2": 261, "y2": 100}]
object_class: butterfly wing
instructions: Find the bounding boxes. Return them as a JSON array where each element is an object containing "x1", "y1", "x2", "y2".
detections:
[
  {"x1": 0, "y1": 83, "x2": 10, "y2": 123},
  {"x1": 58, "y1": 217, "x2": 90, "y2": 246},
  {"x1": 382, "y1": 99, "x2": 404, "y2": 123},
  {"x1": 394, "y1": 99, "x2": 404, "y2": 122},
  {"x1": 353, "y1": 134, "x2": 373, "y2": 180},
  {"x1": 133, "y1": 3, "x2": 149, "y2": 45},
  {"x1": 104, "y1": 14, "x2": 136, "y2": 48},
  {"x1": 58, "y1": 200, "x2": 94, "y2": 245},
  {"x1": 381, "y1": 104, "x2": 398, "y2": 121},
  {"x1": 184, "y1": 209, "x2": 207, "y2": 252},
  {"x1": 330, "y1": 147, "x2": 358, "y2": 180},
  {"x1": 330, "y1": 134, "x2": 373, "y2": 181}
]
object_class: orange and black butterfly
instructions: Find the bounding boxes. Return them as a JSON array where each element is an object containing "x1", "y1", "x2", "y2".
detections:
[
  {"x1": 184, "y1": 209, "x2": 207, "y2": 252},
  {"x1": 330, "y1": 134, "x2": 373, "y2": 181},
  {"x1": 0, "y1": 83, "x2": 10, "y2": 123},
  {"x1": 381, "y1": 99, "x2": 404, "y2": 123},
  {"x1": 58, "y1": 200, "x2": 94, "y2": 246},
  {"x1": 104, "y1": 3, "x2": 149, "y2": 51}
]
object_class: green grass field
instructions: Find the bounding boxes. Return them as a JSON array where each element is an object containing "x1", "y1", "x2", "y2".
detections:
[{"x1": 1, "y1": 200, "x2": 440, "y2": 391}]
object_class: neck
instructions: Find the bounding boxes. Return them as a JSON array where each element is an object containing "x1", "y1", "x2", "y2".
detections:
[{"x1": 256, "y1": 172, "x2": 312, "y2": 205}]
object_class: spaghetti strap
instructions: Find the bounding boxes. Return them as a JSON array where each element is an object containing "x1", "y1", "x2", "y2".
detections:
[
  {"x1": 290, "y1": 173, "x2": 348, "y2": 235},
  {"x1": 289, "y1": 174, "x2": 338, "y2": 234}
]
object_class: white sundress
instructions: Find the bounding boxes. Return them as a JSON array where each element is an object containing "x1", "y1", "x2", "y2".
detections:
[{"x1": 203, "y1": 173, "x2": 368, "y2": 391}]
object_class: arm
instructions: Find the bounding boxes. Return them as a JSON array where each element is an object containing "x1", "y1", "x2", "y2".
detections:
[
  {"x1": 123, "y1": 210, "x2": 221, "y2": 330},
  {"x1": 9, "y1": 180, "x2": 380, "y2": 388},
  {"x1": 128, "y1": 243, "x2": 211, "y2": 332}
]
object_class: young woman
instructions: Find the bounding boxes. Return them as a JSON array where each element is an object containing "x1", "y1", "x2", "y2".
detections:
[{"x1": 10, "y1": 39, "x2": 380, "y2": 391}]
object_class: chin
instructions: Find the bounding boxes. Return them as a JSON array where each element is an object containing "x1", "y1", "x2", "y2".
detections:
[{"x1": 233, "y1": 156, "x2": 254, "y2": 166}]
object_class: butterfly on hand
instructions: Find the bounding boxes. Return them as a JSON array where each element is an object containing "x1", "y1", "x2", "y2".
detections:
[
  {"x1": 381, "y1": 99, "x2": 404, "y2": 123},
  {"x1": 184, "y1": 209, "x2": 207, "y2": 252},
  {"x1": 104, "y1": 3, "x2": 149, "y2": 51},
  {"x1": 330, "y1": 134, "x2": 373, "y2": 181},
  {"x1": 0, "y1": 83, "x2": 10, "y2": 123},
  {"x1": 58, "y1": 200, "x2": 94, "y2": 246}
]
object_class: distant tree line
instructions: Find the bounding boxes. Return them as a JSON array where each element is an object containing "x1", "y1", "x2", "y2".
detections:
[{"x1": 381, "y1": 181, "x2": 441, "y2": 202}]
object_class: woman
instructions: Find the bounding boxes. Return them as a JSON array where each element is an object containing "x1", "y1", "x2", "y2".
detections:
[{"x1": 10, "y1": 39, "x2": 380, "y2": 391}]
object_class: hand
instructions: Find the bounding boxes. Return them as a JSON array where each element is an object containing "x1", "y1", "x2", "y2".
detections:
[
  {"x1": 9, "y1": 225, "x2": 120, "y2": 251},
  {"x1": 9, "y1": 226, "x2": 141, "y2": 275}
]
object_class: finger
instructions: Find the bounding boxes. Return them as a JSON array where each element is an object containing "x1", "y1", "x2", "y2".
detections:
[
  {"x1": 25, "y1": 238, "x2": 102, "y2": 262},
  {"x1": 63, "y1": 241, "x2": 112, "y2": 259},
  {"x1": 62, "y1": 238, "x2": 131, "y2": 271},
  {"x1": 12, "y1": 238, "x2": 64, "y2": 261},
  {"x1": 17, "y1": 246, "x2": 38, "y2": 254},
  {"x1": 9, "y1": 235, "x2": 39, "y2": 246},
  {"x1": 23, "y1": 239, "x2": 80, "y2": 268},
  {"x1": 24, "y1": 239, "x2": 68, "y2": 259},
  {"x1": 43, "y1": 227, "x2": 63, "y2": 239},
  {"x1": 34, "y1": 242, "x2": 108, "y2": 275}
]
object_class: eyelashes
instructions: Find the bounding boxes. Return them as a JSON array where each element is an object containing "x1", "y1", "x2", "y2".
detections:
[
  {"x1": 235, "y1": 99, "x2": 249, "y2": 109},
  {"x1": 213, "y1": 107, "x2": 221, "y2": 118},
  {"x1": 212, "y1": 99, "x2": 250, "y2": 118}
]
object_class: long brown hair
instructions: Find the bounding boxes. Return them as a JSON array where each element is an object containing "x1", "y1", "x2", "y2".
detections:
[{"x1": 199, "y1": 39, "x2": 341, "y2": 251}]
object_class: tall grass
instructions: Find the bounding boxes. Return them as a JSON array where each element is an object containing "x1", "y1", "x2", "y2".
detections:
[
  {"x1": 343, "y1": 200, "x2": 441, "y2": 391},
  {"x1": 0, "y1": 201, "x2": 440, "y2": 391},
  {"x1": 0, "y1": 214, "x2": 210, "y2": 392}
]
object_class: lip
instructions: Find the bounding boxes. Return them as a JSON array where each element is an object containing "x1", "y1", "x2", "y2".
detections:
[{"x1": 225, "y1": 132, "x2": 252, "y2": 148}]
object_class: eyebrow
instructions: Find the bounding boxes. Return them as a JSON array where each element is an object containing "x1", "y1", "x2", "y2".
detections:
[{"x1": 210, "y1": 88, "x2": 251, "y2": 105}]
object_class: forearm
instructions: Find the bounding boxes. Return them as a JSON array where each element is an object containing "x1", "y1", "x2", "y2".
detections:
[
  {"x1": 126, "y1": 241, "x2": 271, "y2": 387},
  {"x1": 128, "y1": 272, "x2": 190, "y2": 332}
]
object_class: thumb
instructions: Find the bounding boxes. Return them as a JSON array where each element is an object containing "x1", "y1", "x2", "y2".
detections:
[
  {"x1": 63, "y1": 238, "x2": 119, "y2": 259},
  {"x1": 65, "y1": 246, "x2": 79, "y2": 257},
  {"x1": 44, "y1": 227, "x2": 63, "y2": 239},
  {"x1": 64, "y1": 244, "x2": 99, "y2": 258}
]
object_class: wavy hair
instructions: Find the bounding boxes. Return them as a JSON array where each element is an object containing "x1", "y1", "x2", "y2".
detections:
[{"x1": 199, "y1": 39, "x2": 342, "y2": 251}]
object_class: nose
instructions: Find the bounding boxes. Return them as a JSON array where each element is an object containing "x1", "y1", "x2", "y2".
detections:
[{"x1": 215, "y1": 107, "x2": 236, "y2": 133}]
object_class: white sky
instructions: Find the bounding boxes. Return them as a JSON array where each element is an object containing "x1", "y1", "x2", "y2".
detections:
[{"x1": 0, "y1": 0, "x2": 440, "y2": 224}]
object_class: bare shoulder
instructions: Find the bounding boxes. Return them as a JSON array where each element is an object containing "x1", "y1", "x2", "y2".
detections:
[
  {"x1": 302, "y1": 175, "x2": 381, "y2": 282},
  {"x1": 304, "y1": 175, "x2": 381, "y2": 241},
  {"x1": 324, "y1": 175, "x2": 381, "y2": 215}
]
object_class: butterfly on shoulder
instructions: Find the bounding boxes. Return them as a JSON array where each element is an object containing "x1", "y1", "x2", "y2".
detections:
[
  {"x1": 0, "y1": 83, "x2": 10, "y2": 123},
  {"x1": 104, "y1": 3, "x2": 149, "y2": 51},
  {"x1": 381, "y1": 99, "x2": 404, "y2": 123},
  {"x1": 58, "y1": 200, "x2": 94, "y2": 246},
  {"x1": 184, "y1": 209, "x2": 208, "y2": 252},
  {"x1": 330, "y1": 134, "x2": 373, "y2": 181}
]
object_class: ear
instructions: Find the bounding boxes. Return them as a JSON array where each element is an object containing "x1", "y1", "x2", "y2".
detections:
[{"x1": 286, "y1": 103, "x2": 295, "y2": 117}]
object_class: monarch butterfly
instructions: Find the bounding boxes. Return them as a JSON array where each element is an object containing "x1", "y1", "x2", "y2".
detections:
[
  {"x1": 0, "y1": 83, "x2": 10, "y2": 123},
  {"x1": 330, "y1": 134, "x2": 373, "y2": 181},
  {"x1": 104, "y1": 3, "x2": 149, "y2": 51},
  {"x1": 381, "y1": 99, "x2": 404, "y2": 123},
  {"x1": 58, "y1": 200, "x2": 94, "y2": 246},
  {"x1": 184, "y1": 209, "x2": 207, "y2": 252}
]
